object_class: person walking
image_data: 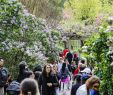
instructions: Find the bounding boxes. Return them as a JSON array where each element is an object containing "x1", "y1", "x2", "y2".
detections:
[
  {"x1": 38, "y1": 64, "x2": 59, "y2": 95},
  {"x1": 76, "y1": 76, "x2": 100, "y2": 95},
  {"x1": 60, "y1": 62, "x2": 71, "y2": 91},
  {"x1": 90, "y1": 78, "x2": 101, "y2": 95},
  {"x1": 71, "y1": 74, "x2": 82, "y2": 95},
  {"x1": 66, "y1": 50, "x2": 73, "y2": 65},
  {"x1": 33, "y1": 64, "x2": 42, "y2": 85},
  {"x1": 0, "y1": 57, "x2": 9, "y2": 95},
  {"x1": 17, "y1": 61, "x2": 33, "y2": 83},
  {"x1": 20, "y1": 78, "x2": 40, "y2": 95}
]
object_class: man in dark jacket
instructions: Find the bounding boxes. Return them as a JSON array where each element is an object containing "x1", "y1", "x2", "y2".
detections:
[
  {"x1": 17, "y1": 61, "x2": 32, "y2": 83},
  {"x1": 0, "y1": 57, "x2": 9, "y2": 95},
  {"x1": 66, "y1": 51, "x2": 73, "y2": 65},
  {"x1": 71, "y1": 74, "x2": 82, "y2": 95},
  {"x1": 33, "y1": 64, "x2": 42, "y2": 84}
]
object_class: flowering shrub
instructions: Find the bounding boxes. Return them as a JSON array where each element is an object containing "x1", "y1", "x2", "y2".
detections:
[
  {"x1": 82, "y1": 21, "x2": 113, "y2": 94},
  {"x1": 0, "y1": 0, "x2": 61, "y2": 77}
]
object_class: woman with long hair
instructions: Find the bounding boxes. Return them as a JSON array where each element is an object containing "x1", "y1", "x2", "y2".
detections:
[
  {"x1": 38, "y1": 64, "x2": 59, "y2": 95},
  {"x1": 60, "y1": 61, "x2": 71, "y2": 92},
  {"x1": 76, "y1": 76, "x2": 100, "y2": 95}
]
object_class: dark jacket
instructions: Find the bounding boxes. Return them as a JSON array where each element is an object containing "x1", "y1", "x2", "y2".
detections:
[
  {"x1": 17, "y1": 62, "x2": 32, "y2": 83},
  {"x1": 33, "y1": 64, "x2": 42, "y2": 72},
  {"x1": 33, "y1": 64, "x2": 42, "y2": 84},
  {"x1": 17, "y1": 69, "x2": 32, "y2": 83},
  {"x1": 71, "y1": 83, "x2": 81, "y2": 95},
  {"x1": 34, "y1": 71, "x2": 42, "y2": 85},
  {"x1": 66, "y1": 52, "x2": 73, "y2": 64},
  {"x1": 39, "y1": 74, "x2": 59, "y2": 95}
]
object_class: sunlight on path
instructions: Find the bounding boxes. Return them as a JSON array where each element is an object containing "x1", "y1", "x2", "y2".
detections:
[
  {"x1": 58, "y1": 89, "x2": 71, "y2": 95},
  {"x1": 58, "y1": 80, "x2": 72, "y2": 95}
]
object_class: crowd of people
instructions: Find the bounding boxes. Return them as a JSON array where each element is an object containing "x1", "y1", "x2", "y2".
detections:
[{"x1": 0, "y1": 48, "x2": 101, "y2": 95}]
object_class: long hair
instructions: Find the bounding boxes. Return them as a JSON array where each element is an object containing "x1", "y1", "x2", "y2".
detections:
[
  {"x1": 86, "y1": 76, "x2": 100, "y2": 89},
  {"x1": 20, "y1": 78, "x2": 40, "y2": 95},
  {"x1": 61, "y1": 62, "x2": 66, "y2": 73},
  {"x1": 42, "y1": 64, "x2": 51, "y2": 77}
]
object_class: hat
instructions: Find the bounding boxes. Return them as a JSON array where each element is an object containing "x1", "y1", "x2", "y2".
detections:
[
  {"x1": 19, "y1": 61, "x2": 27, "y2": 69},
  {"x1": 81, "y1": 74, "x2": 90, "y2": 84},
  {"x1": 81, "y1": 68, "x2": 91, "y2": 74},
  {"x1": 33, "y1": 64, "x2": 42, "y2": 72}
]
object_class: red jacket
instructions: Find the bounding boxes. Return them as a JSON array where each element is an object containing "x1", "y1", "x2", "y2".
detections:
[
  {"x1": 74, "y1": 66, "x2": 80, "y2": 75},
  {"x1": 63, "y1": 49, "x2": 69, "y2": 58}
]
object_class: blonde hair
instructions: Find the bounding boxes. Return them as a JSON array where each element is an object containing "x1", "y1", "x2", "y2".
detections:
[{"x1": 86, "y1": 75, "x2": 100, "y2": 89}]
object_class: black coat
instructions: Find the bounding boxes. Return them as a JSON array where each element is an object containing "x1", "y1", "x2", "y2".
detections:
[
  {"x1": 17, "y1": 69, "x2": 32, "y2": 83},
  {"x1": 66, "y1": 52, "x2": 73, "y2": 64},
  {"x1": 71, "y1": 83, "x2": 81, "y2": 95},
  {"x1": 39, "y1": 74, "x2": 59, "y2": 95}
]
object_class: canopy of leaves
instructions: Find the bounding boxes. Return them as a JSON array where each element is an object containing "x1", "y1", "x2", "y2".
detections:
[
  {"x1": 56, "y1": 0, "x2": 113, "y2": 40},
  {"x1": 82, "y1": 21, "x2": 113, "y2": 94},
  {"x1": 65, "y1": 0, "x2": 101, "y2": 23}
]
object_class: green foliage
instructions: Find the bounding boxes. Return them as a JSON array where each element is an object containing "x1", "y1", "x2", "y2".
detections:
[
  {"x1": 0, "y1": 0, "x2": 61, "y2": 77},
  {"x1": 45, "y1": 30, "x2": 61, "y2": 63},
  {"x1": 100, "y1": 0, "x2": 113, "y2": 14},
  {"x1": 64, "y1": 0, "x2": 113, "y2": 24},
  {"x1": 19, "y1": 0, "x2": 66, "y2": 21},
  {"x1": 65, "y1": 0, "x2": 101, "y2": 23},
  {"x1": 83, "y1": 22, "x2": 113, "y2": 94}
]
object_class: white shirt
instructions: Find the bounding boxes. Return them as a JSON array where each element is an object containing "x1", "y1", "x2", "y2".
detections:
[{"x1": 76, "y1": 84, "x2": 87, "y2": 95}]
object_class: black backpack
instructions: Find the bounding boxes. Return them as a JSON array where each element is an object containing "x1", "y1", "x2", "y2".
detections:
[
  {"x1": 0, "y1": 67, "x2": 8, "y2": 87},
  {"x1": 60, "y1": 68, "x2": 69, "y2": 80}
]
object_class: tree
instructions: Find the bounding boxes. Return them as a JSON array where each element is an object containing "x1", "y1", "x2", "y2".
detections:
[
  {"x1": 83, "y1": 21, "x2": 113, "y2": 94},
  {"x1": 19, "y1": 0, "x2": 66, "y2": 27},
  {"x1": 0, "y1": 0, "x2": 61, "y2": 77},
  {"x1": 65, "y1": 0, "x2": 101, "y2": 24}
]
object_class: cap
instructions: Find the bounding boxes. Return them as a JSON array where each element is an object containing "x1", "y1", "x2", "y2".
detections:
[{"x1": 81, "y1": 68, "x2": 91, "y2": 74}]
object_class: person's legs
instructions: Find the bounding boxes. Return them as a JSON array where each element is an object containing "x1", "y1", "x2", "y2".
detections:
[
  {"x1": 55, "y1": 87, "x2": 59, "y2": 95},
  {"x1": 67, "y1": 81, "x2": 71, "y2": 90},
  {"x1": 0, "y1": 87, "x2": 4, "y2": 95},
  {"x1": 63, "y1": 83, "x2": 64, "y2": 90}
]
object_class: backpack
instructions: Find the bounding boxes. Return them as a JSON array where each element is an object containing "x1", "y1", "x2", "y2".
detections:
[
  {"x1": 6, "y1": 81, "x2": 20, "y2": 92},
  {"x1": 61, "y1": 73, "x2": 68, "y2": 80},
  {"x1": 60, "y1": 68, "x2": 69, "y2": 80},
  {"x1": 0, "y1": 67, "x2": 8, "y2": 87}
]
